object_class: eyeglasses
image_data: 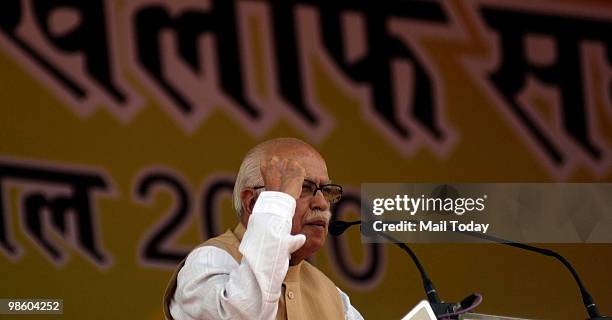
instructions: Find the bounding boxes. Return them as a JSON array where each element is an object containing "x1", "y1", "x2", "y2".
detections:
[{"x1": 253, "y1": 179, "x2": 343, "y2": 203}]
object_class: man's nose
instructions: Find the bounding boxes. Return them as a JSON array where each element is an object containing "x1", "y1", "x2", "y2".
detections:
[{"x1": 309, "y1": 189, "x2": 329, "y2": 211}]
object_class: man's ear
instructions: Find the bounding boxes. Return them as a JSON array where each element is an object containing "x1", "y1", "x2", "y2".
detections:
[{"x1": 240, "y1": 189, "x2": 258, "y2": 225}]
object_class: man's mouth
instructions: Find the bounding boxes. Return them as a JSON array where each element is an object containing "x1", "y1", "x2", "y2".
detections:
[{"x1": 305, "y1": 219, "x2": 327, "y2": 229}]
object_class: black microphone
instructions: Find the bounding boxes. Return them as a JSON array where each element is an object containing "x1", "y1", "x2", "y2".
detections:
[
  {"x1": 329, "y1": 220, "x2": 360, "y2": 236},
  {"x1": 330, "y1": 220, "x2": 472, "y2": 318}
]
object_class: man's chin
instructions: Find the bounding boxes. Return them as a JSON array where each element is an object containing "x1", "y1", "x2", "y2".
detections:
[
  {"x1": 306, "y1": 237, "x2": 326, "y2": 253},
  {"x1": 302, "y1": 226, "x2": 327, "y2": 245}
]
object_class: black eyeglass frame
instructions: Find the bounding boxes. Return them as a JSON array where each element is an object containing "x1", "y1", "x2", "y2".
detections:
[{"x1": 252, "y1": 179, "x2": 343, "y2": 203}]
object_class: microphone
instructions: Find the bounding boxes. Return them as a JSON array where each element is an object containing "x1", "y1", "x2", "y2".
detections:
[
  {"x1": 330, "y1": 220, "x2": 610, "y2": 319},
  {"x1": 329, "y1": 220, "x2": 360, "y2": 236},
  {"x1": 330, "y1": 220, "x2": 479, "y2": 318}
]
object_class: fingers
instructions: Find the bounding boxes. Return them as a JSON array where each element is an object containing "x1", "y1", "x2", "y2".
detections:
[
  {"x1": 260, "y1": 156, "x2": 282, "y2": 191},
  {"x1": 279, "y1": 159, "x2": 305, "y2": 200},
  {"x1": 259, "y1": 156, "x2": 305, "y2": 200},
  {"x1": 284, "y1": 159, "x2": 305, "y2": 177}
]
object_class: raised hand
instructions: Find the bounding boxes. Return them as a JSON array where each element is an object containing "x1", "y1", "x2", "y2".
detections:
[{"x1": 260, "y1": 156, "x2": 306, "y2": 200}]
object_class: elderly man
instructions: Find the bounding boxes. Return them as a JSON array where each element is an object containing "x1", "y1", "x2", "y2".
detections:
[{"x1": 164, "y1": 138, "x2": 363, "y2": 320}]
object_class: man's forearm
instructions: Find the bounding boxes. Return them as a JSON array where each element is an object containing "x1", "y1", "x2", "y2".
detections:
[
  {"x1": 171, "y1": 191, "x2": 300, "y2": 320},
  {"x1": 239, "y1": 191, "x2": 297, "y2": 304}
]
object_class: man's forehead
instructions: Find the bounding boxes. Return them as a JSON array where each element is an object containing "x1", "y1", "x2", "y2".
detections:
[{"x1": 298, "y1": 160, "x2": 330, "y2": 184}]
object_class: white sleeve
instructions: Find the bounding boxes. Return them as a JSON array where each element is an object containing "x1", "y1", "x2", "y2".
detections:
[
  {"x1": 170, "y1": 191, "x2": 305, "y2": 320},
  {"x1": 337, "y1": 287, "x2": 365, "y2": 320}
]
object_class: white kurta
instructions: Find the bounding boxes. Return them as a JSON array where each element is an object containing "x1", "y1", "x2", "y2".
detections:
[{"x1": 169, "y1": 191, "x2": 364, "y2": 320}]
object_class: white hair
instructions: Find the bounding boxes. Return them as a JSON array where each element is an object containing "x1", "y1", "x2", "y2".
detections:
[{"x1": 233, "y1": 147, "x2": 264, "y2": 217}]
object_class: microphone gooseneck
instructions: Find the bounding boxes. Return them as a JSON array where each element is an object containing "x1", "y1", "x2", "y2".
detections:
[{"x1": 457, "y1": 230, "x2": 608, "y2": 320}]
